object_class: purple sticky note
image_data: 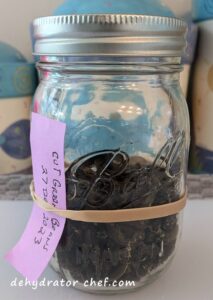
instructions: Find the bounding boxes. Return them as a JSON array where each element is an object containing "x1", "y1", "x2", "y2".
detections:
[{"x1": 5, "y1": 112, "x2": 66, "y2": 281}]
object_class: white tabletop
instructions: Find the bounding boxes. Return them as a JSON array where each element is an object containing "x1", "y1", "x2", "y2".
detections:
[{"x1": 0, "y1": 200, "x2": 213, "y2": 300}]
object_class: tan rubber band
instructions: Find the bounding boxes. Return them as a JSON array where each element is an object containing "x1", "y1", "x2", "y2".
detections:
[{"x1": 30, "y1": 182, "x2": 187, "y2": 223}]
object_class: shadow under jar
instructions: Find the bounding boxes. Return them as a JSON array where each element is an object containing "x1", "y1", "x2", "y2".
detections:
[{"x1": 32, "y1": 14, "x2": 189, "y2": 293}]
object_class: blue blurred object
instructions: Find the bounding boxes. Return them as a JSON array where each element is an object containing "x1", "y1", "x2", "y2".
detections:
[
  {"x1": 193, "y1": 0, "x2": 213, "y2": 22},
  {"x1": 0, "y1": 120, "x2": 31, "y2": 159},
  {"x1": 54, "y1": 0, "x2": 174, "y2": 17},
  {"x1": 0, "y1": 42, "x2": 37, "y2": 98},
  {"x1": 0, "y1": 42, "x2": 26, "y2": 63},
  {"x1": 0, "y1": 42, "x2": 35, "y2": 174}
]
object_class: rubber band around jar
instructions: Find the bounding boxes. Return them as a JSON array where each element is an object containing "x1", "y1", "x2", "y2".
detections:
[{"x1": 30, "y1": 181, "x2": 187, "y2": 223}]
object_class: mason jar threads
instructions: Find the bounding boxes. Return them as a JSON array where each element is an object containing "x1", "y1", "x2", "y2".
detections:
[{"x1": 32, "y1": 14, "x2": 189, "y2": 293}]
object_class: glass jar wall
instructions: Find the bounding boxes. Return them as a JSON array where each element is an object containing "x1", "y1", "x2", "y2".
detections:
[{"x1": 33, "y1": 56, "x2": 190, "y2": 293}]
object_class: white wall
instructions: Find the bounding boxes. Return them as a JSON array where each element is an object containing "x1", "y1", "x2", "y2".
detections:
[
  {"x1": 163, "y1": 0, "x2": 192, "y2": 18},
  {"x1": 0, "y1": 0, "x2": 63, "y2": 60}
]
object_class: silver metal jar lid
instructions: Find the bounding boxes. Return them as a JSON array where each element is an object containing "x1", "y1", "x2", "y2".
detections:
[{"x1": 32, "y1": 14, "x2": 187, "y2": 57}]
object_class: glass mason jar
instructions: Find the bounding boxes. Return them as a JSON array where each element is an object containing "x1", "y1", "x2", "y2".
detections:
[{"x1": 32, "y1": 14, "x2": 189, "y2": 293}]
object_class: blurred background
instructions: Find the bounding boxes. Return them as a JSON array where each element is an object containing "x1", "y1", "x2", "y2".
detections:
[
  {"x1": 0, "y1": 0, "x2": 191, "y2": 60},
  {"x1": 0, "y1": 0, "x2": 62, "y2": 60},
  {"x1": 0, "y1": 0, "x2": 213, "y2": 199}
]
